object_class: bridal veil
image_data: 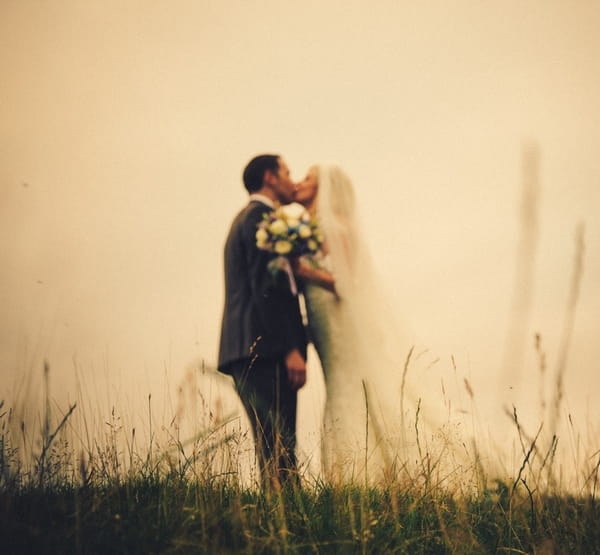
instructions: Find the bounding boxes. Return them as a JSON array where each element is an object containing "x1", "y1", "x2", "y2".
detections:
[{"x1": 312, "y1": 164, "x2": 441, "y2": 481}]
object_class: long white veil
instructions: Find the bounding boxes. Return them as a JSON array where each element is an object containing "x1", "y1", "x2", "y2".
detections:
[{"x1": 314, "y1": 164, "x2": 442, "y2": 480}]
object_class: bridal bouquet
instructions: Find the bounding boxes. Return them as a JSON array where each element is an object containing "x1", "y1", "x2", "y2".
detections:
[{"x1": 256, "y1": 202, "x2": 324, "y2": 292}]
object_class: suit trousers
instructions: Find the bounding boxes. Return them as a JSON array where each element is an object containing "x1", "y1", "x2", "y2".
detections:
[{"x1": 230, "y1": 357, "x2": 299, "y2": 487}]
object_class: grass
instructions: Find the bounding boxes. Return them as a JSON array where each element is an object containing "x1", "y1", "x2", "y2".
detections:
[
  {"x1": 3, "y1": 465, "x2": 600, "y2": 553},
  {"x1": 2, "y1": 363, "x2": 600, "y2": 555}
]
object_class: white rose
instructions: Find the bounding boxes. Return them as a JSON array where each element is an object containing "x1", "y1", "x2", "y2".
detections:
[
  {"x1": 281, "y1": 202, "x2": 307, "y2": 221},
  {"x1": 298, "y1": 224, "x2": 312, "y2": 239},
  {"x1": 286, "y1": 218, "x2": 300, "y2": 229},
  {"x1": 269, "y1": 218, "x2": 287, "y2": 235},
  {"x1": 307, "y1": 239, "x2": 318, "y2": 251},
  {"x1": 274, "y1": 240, "x2": 293, "y2": 255}
]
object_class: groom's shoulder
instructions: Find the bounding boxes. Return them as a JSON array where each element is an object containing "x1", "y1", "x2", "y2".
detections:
[
  {"x1": 236, "y1": 201, "x2": 269, "y2": 224},
  {"x1": 229, "y1": 201, "x2": 268, "y2": 234},
  {"x1": 246, "y1": 199, "x2": 271, "y2": 215}
]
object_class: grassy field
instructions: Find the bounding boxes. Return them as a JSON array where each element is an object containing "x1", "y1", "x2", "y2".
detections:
[
  {"x1": 3, "y1": 476, "x2": 599, "y2": 553},
  {"x1": 2, "y1": 365, "x2": 600, "y2": 555}
]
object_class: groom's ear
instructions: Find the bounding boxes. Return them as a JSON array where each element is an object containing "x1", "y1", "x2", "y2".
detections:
[{"x1": 263, "y1": 168, "x2": 276, "y2": 186}]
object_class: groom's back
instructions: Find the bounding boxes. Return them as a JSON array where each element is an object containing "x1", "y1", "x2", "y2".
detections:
[{"x1": 218, "y1": 202, "x2": 262, "y2": 373}]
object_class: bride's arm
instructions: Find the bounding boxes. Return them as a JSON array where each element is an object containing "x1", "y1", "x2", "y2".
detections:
[{"x1": 292, "y1": 258, "x2": 337, "y2": 294}]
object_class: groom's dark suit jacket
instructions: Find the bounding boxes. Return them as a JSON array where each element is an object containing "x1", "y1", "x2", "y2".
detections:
[{"x1": 218, "y1": 200, "x2": 307, "y2": 374}]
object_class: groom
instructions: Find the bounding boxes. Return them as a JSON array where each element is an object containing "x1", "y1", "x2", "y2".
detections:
[{"x1": 218, "y1": 154, "x2": 308, "y2": 488}]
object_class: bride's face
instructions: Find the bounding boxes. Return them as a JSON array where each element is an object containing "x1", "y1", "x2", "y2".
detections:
[{"x1": 294, "y1": 166, "x2": 318, "y2": 206}]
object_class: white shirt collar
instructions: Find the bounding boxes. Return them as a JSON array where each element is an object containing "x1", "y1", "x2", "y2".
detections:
[{"x1": 249, "y1": 193, "x2": 275, "y2": 209}]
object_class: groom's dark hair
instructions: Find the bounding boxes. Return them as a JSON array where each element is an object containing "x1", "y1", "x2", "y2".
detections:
[{"x1": 243, "y1": 154, "x2": 280, "y2": 193}]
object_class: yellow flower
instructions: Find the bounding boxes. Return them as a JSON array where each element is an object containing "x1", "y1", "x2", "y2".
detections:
[
  {"x1": 269, "y1": 219, "x2": 287, "y2": 235},
  {"x1": 256, "y1": 228, "x2": 269, "y2": 243},
  {"x1": 274, "y1": 240, "x2": 293, "y2": 255},
  {"x1": 298, "y1": 224, "x2": 312, "y2": 239}
]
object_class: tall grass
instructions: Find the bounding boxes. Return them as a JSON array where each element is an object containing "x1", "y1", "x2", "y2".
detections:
[{"x1": 1, "y1": 357, "x2": 599, "y2": 554}]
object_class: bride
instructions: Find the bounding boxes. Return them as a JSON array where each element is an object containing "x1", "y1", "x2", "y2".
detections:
[{"x1": 293, "y1": 164, "x2": 425, "y2": 483}]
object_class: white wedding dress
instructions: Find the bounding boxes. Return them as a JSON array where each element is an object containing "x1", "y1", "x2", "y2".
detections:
[{"x1": 303, "y1": 165, "x2": 421, "y2": 483}]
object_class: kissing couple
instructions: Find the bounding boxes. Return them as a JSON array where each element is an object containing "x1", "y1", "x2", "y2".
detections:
[{"x1": 218, "y1": 154, "x2": 411, "y2": 488}]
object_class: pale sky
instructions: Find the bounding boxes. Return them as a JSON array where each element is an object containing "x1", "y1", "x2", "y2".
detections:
[{"x1": 1, "y1": 1, "x2": 599, "y2": 472}]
